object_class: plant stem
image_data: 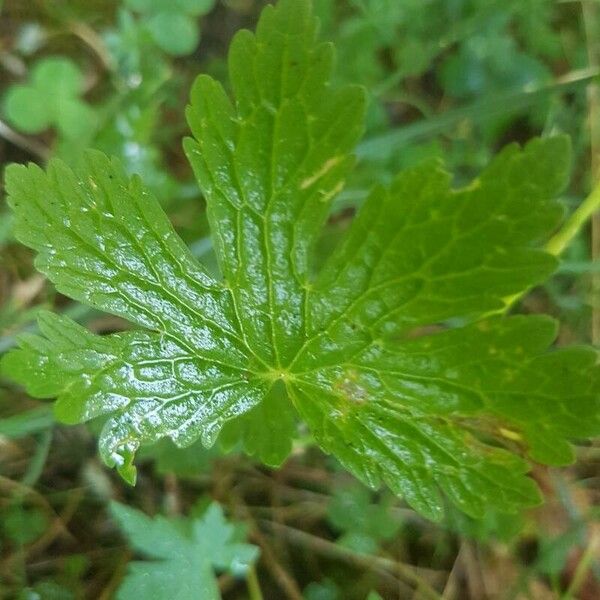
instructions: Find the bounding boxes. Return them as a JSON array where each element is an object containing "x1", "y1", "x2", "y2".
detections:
[
  {"x1": 545, "y1": 182, "x2": 600, "y2": 257},
  {"x1": 246, "y1": 566, "x2": 264, "y2": 600},
  {"x1": 261, "y1": 520, "x2": 444, "y2": 600},
  {"x1": 500, "y1": 180, "x2": 600, "y2": 314},
  {"x1": 21, "y1": 429, "x2": 52, "y2": 488},
  {"x1": 0, "y1": 119, "x2": 50, "y2": 160},
  {"x1": 561, "y1": 532, "x2": 600, "y2": 599}
]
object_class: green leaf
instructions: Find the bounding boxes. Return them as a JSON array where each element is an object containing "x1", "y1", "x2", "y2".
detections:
[
  {"x1": 448, "y1": 508, "x2": 524, "y2": 544},
  {"x1": 147, "y1": 12, "x2": 199, "y2": 56},
  {"x1": 125, "y1": 0, "x2": 212, "y2": 55},
  {"x1": 25, "y1": 581, "x2": 75, "y2": 600},
  {"x1": 2, "y1": 56, "x2": 93, "y2": 138},
  {"x1": 439, "y1": 31, "x2": 551, "y2": 99},
  {"x1": 303, "y1": 579, "x2": 340, "y2": 600},
  {"x1": 4, "y1": 85, "x2": 53, "y2": 133},
  {"x1": 110, "y1": 501, "x2": 259, "y2": 600},
  {"x1": 218, "y1": 380, "x2": 296, "y2": 466},
  {"x1": 2, "y1": 505, "x2": 48, "y2": 545},
  {"x1": 184, "y1": 0, "x2": 365, "y2": 366},
  {"x1": 327, "y1": 485, "x2": 400, "y2": 553},
  {"x1": 31, "y1": 57, "x2": 83, "y2": 98},
  {"x1": 174, "y1": 0, "x2": 215, "y2": 16},
  {"x1": 535, "y1": 524, "x2": 587, "y2": 576},
  {"x1": 3, "y1": 0, "x2": 600, "y2": 520},
  {"x1": 125, "y1": 0, "x2": 166, "y2": 12},
  {"x1": 55, "y1": 99, "x2": 96, "y2": 140},
  {"x1": 142, "y1": 437, "x2": 219, "y2": 476},
  {"x1": 126, "y1": 0, "x2": 212, "y2": 16}
]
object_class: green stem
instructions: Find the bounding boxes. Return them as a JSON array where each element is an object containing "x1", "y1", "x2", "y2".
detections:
[
  {"x1": 500, "y1": 180, "x2": 600, "y2": 314},
  {"x1": 545, "y1": 181, "x2": 600, "y2": 256},
  {"x1": 246, "y1": 566, "x2": 264, "y2": 600},
  {"x1": 261, "y1": 520, "x2": 443, "y2": 600},
  {"x1": 21, "y1": 429, "x2": 52, "y2": 488},
  {"x1": 561, "y1": 535, "x2": 599, "y2": 599}
]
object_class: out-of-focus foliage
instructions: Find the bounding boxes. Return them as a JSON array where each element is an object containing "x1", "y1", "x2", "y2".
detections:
[
  {"x1": 3, "y1": 56, "x2": 95, "y2": 139},
  {"x1": 327, "y1": 485, "x2": 402, "y2": 554},
  {"x1": 124, "y1": 0, "x2": 216, "y2": 56},
  {"x1": 110, "y1": 501, "x2": 259, "y2": 599}
]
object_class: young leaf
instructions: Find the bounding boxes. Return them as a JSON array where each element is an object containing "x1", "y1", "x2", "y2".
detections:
[
  {"x1": 110, "y1": 501, "x2": 258, "y2": 600},
  {"x1": 2, "y1": 0, "x2": 599, "y2": 521}
]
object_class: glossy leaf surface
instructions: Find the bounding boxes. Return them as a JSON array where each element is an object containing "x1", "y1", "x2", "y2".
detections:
[{"x1": 3, "y1": 0, "x2": 599, "y2": 520}]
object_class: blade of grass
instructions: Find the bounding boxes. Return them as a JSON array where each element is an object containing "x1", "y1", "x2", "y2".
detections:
[
  {"x1": 0, "y1": 406, "x2": 54, "y2": 439},
  {"x1": 357, "y1": 68, "x2": 600, "y2": 162}
]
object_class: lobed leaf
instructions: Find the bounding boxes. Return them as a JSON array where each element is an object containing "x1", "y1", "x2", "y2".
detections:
[
  {"x1": 111, "y1": 501, "x2": 258, "y2": 600},
  {"x1": 2, "y1": 0, "x2": 599, "y2": 520}
]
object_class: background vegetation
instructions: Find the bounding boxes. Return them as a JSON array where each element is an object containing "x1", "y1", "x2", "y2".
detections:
[{"x1": 0, "y1": 0, "x2": 599, "y2": 598}]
